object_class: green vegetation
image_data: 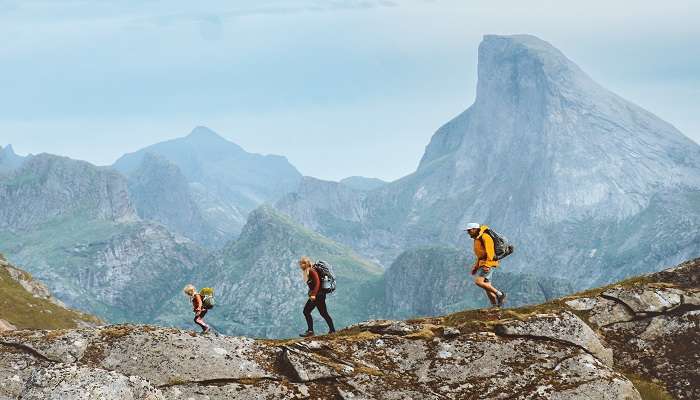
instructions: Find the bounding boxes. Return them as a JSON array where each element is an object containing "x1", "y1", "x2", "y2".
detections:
[
  {"x1": 626, "y1": 373, "x2": 674, "y2": 400},
  {"x1": 0, "y1": 255, "x2": 101, "y2": 330}
]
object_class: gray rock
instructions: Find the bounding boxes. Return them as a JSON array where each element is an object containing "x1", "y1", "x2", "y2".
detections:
[
  {"x1": 94, "y1": 326, "x2": 277, "y2": 386},
  {"x1": 565, "y1": 297, "x2": 598, "y2": 311},
  {"x1": 280, "y1": 347, "x2": 341, "y2": 382},
  {"x1": 495, "y1": 311, "x2": 614, "y2": 366},
  {"x1": 1, "y1": 330, "x2": 95, "y2": 364},
  {"x1": 19, "y1": 365, "x2": 163, "y2": 400},
  {"x1": 588, "y1": 297, "x2": 635, "y2": 327},
  {"x1": 603, "y1": 286, "x2": 684, "y2": 314}
]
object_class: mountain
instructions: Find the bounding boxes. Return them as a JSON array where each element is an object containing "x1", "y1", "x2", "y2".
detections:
[
  {"x1": 0, "y1": 144, "x2": 26, "y2": 175},
  {"x1": 113, "y1": 126, "x2": 303, "y2": 239},
  {"x1": 340, "y1": 176, "x2": 387, "y2": 191},
  {"x1": 3, "y1": 258, "x2": 697, "y2": 400},
  {"x1": 384, "y1": 246, "x2": 574, "y2": 319},
  {"x1": 0, "y1": 254, "x2": 101, "y2": 331},
  {"x1": 125, "y1": 153, "x2": 223, "y2": 247},
  {"x1": 0, "y1": 154, "x2": 208, "y2": 323},
  {"x1": 276, "y1": 34, "x2": 700, "y2": 289},
  {"x1": 155, "y1": 206, "x2": 384, "y2": 338}
]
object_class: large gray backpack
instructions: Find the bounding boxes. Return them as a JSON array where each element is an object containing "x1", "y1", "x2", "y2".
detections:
[
  {"x1": 484, "y1": 228, "x2": 514, "y2": 260},
  {"x1": 314, "y1": 261, "x2": 337, "y2": 293}
]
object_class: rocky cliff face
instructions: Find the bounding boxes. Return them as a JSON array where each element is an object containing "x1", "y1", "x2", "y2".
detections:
[
  {"x1": 2, "y1": 258, "x2": 696, "y2": 400},
  {"x1": 0, "y1": 154, "x2": 137, "y2": 231},
  {"x1": 0, "y1": 154, "x2": 208, "y2": 324},
  {"x1": 126, "y1": 153, "x2": 223, "y2": 247},
  {"x1": 114, "y1": 126, "x2": 303, "y2": 239},
  {"x1": 0, "y1": 254, "x2": 101, "y2": 331},
  {"x1": 276, "y1": 35, "x2": 700, "y2": 288},
  {"x1": 155, "y1": 206, "x2": 384, "y2": 338},
  {"x1": 384, "y1": 246, "x2": 574, "y2": 318}
]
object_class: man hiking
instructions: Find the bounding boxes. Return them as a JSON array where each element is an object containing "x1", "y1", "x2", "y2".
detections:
[
  {"x1": 298, "y1": 256, "x2": 336, "y2": 337},
  {"x1": 465, "y1": 223, "x2": 507, "y2": 308}
]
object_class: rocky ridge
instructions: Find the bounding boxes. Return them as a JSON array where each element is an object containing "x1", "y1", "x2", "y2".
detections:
[{"x1": 2, "y1": 258, "x2": 697, "y2": 399}]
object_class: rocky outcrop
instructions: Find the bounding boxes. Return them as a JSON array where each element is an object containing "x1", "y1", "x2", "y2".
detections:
[
  {"x1": 495, "y1": 311, "x2": 613, "y2": 366},
  {"x1": 0, "y1": 323, "x2": 639, "y2": 400},
  {"x1": 3, "y1": 258, "x2": 697, "y2": 399}
]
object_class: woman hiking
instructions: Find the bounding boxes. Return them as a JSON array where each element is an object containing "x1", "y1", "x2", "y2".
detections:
[
  {"x1": 299, "y1": 256, "x2": 336, "y2": 337},
  {"x1": 183, "y1": 284, "x2": 210, "y2": 334}
]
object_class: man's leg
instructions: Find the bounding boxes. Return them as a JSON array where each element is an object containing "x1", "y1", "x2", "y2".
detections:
[{"x1": 474, "y1": 276, "x2": 500, "y2": 302}]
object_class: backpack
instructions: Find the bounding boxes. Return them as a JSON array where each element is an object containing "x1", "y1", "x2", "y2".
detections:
[
  {"x1": 483, "y1": 228, "x2": 514, "y2": 261},
  {"x1": 199, "y1": 287, "x2": 215, "y2": 309},
  {"x1": 313, "y1": 261, "x2": 337, "y2": 293}
]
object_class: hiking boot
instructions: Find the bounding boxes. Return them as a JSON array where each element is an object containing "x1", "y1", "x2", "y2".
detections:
[
  {"x1": 202, "y1": 327, "x2": 211, "y2": 334},
  {"x1": 299, "y1": 330, "x2": 315, "y2": 338},
  {"x1": 497, "y1": 292, "x2": 507, "y2": 307}
]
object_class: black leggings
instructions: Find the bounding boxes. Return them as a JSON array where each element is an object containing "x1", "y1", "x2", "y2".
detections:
[
  {"x1": 194, "y1": 309, "x2": 209, "y2": 331},
  {"x1": 303, "y1": 292, "x2": 335, "y2": 332}
]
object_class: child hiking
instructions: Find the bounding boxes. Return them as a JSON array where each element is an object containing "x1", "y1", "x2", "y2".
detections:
[
  {"x1": 183, "y1": 284, "x2": 211, "y2": 334},
  {"x1": 465, "y1": 223, "x2": 513, "y2": 308},
  {"x1": 299, "y1": 256, "x2": 336, "y2": 337}
]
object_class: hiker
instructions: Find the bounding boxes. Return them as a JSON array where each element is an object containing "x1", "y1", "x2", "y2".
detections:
[
  {"x1": 465, "y1": 223, "x2": 507, "y2": 308},
  {"x1": 299, "y1": 256, "x2": 336, "y2": 337},
  {"x1": 183, "y1": 284, "x2": 210, "y2": 334}
]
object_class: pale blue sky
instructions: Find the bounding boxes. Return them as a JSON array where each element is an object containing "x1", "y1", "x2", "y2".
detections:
[{"x1": 1, "y1": 0, "x2": 698, "y2": 181}]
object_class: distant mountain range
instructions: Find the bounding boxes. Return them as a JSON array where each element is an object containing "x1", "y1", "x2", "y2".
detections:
[
  {"x1": 113, "y1": 126, "x2": 303, "y2": 245},
  {"x1": 1, "y1": 34, "x2": 698, "y2": 337}
]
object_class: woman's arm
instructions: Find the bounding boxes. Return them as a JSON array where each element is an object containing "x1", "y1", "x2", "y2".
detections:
[{"x1": 309, "y1": 268, "x2": 321, "y2": 298}]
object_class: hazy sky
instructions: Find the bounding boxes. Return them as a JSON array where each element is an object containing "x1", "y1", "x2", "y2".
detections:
[{"x1": 1, "y1": 0, "x2": 698, "y2": 181}]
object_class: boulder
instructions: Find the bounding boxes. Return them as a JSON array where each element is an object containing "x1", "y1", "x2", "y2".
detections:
[
  {"x1": 602, "y1": 287, "x2": 684, "y2": 314},
  {"x1": 495, "y1": 311, "x2": 614, "y2": 366},
  {"x1": 280, "y1": 347, "x2": 342, "y2": 382}
]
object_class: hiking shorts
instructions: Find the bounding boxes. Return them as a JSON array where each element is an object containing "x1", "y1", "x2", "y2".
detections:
[{"x1": 476, "y1": 266, "x2": 494, "y2": 282}]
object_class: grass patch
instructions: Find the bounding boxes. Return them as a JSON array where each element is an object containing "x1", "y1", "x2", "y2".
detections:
[
  {"x1": 626, "y1": 373, "x2": 674, "y2": 400},
  {"x1": 0, "y1": 257, "x2": 101, "y2": 330}
]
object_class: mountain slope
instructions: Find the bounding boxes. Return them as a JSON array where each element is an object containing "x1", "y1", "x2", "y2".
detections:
[
  {"x1": 276, "y1": 35, "x2": 700, "y2": 288},
  {"x1": 126, "y1": 153, "x2": 223, "y2": 247},
  {"x1": 156, "y1": 206, "x2": 384, "y2": 339},
  {"x1": 3, "y1": 258, "x2": 697, "y2": 399},
  {"x1": 0, "y1": 154, "x2": 208, "y2": 323},
  {"x1": 113, "y1": 126, "x2": 303, "y2": 239},
  {"x1": 0, "y1": 254, "x2": 101, "y2": 330}
]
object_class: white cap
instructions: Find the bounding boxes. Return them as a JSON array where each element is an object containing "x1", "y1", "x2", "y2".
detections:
[{"x1": 464, "y1": 222, "x2": 480, "y2": 230}]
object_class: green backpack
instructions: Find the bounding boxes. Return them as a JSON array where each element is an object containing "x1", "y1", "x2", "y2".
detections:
[{"x1": 200, "y1": 287, "x2": 215, "y2": 309}]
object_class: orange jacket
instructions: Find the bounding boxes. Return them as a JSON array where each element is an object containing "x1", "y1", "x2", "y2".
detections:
[{"x1": 473, "y1": 225, "x2": 499, "y2": 268}]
